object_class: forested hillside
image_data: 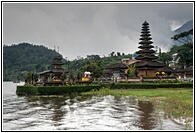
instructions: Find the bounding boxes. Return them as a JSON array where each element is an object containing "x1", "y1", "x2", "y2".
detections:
[
  {"x1": 3, "y1": 43, "x2": 132, "y2": 81},
  {"x1": 3, "y1": 43, "x2": 59, "y2": 81}
]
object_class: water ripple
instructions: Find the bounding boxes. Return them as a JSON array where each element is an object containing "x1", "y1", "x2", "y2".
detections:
[{"x1": 3, "y1": 82, "x2": 186, "y2": 131}]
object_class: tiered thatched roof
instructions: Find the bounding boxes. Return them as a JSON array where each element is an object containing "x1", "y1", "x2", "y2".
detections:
[
  {"x1": 52, "y1": 54, "x2": 64, "y2": 65},
  {"x1": 135, "y1": 21, "x2": 164, "y2": 68}
]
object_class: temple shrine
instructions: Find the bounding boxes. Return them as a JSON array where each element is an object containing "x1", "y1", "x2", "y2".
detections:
[
  {"x1": 135, "y1": 21, "x2": 165, "y2": 77},
  {"x1": 37, "y1": 53, "x2": 66, "y2": 86}
]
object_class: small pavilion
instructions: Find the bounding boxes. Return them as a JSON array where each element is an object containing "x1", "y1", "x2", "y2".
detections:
[{"x1": 104, "y1": 62, "x2": 128, "y2": 80}]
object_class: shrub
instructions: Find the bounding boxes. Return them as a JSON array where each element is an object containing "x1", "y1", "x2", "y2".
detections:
[
  {"x1": 16, "y1": 83, "x2": 192, "y2": 96},
  {"x1": 16, "y1": 86, "x2": 38, "y2": 95},
  {"x1": 111, "y1": 83, "x2": 193, "y2": 89},
  {"x1": 16, "y1": 85, "x2": 101, "y2": 96}
]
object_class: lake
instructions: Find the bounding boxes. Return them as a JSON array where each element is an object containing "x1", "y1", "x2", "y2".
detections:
[{"x1": 3, "y1": 82, "x2": 186, "y2": 131}]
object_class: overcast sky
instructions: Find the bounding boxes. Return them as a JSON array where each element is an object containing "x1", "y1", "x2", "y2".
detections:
[{"x1": 3, "y1": 2, "x2": 193, "y2": 60}]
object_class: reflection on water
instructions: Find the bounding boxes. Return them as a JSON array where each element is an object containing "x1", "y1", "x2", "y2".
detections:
[
  {"x1": 3, "y1": 82, "x2": 186, "y2": 131},
  {"x1": 137, "y1": 101, "x2": 155, "y2": 130}
]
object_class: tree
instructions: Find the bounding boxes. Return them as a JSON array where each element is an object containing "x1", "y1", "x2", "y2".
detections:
[
  {"x1": 61, "y1": 71, "x2": 67, "y2": 85},
  {"x1": 128, "y1": 64, "x2": 136, "y2": 78},
  {"x1": 171, "y1": 29, "x2": 193, "y2": 68},
  {"x1": 87, "y1": 54, "x2": 100, "y2": 60},
  {"x1": 117, "y1": 52, "x2": 121, "y2": 56},
  {"x1": 25, "y1": 71, "x2": 33, "y2": 84},
  {"x1": 3, "y1": 42, "x2": 58, "y2": 81},
  {"x1": 171, "y1": 29, "x2": 193, "y2": 44},
  {"x1": 80, "y1": 60, "x2": 103, "y2": 80},
  {"x1": 175, "y1": 43, "x2": 193, "y2": 68},
  {"x1": 109, "y1": 52, "x2": 115, "y2": 57},
  {"x1": 159, "y1": 52, "x2": 173, "y2": 66}
]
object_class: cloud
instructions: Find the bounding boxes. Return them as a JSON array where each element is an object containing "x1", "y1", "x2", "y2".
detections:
[{"x1": 3, "y1": 2, "x2": 193, "y2": 60}]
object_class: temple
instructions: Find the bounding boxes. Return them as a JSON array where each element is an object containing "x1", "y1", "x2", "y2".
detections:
[
  {"x1": 135, "y1": 21, "x2": 165, "y2": 77},
  {"x1": 37, "y1": 53, "x2": 66, "y2": 86}
]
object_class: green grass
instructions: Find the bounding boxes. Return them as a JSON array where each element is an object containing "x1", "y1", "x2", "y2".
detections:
[{"x1": 81, "y1": 88, "x2": 193, "y2": 118}]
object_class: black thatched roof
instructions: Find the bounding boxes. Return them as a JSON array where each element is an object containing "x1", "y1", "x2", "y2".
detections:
[
  {"x1": 105, "y1": 62, "x2": 128, "y2": 69},
  {"x1": 52, "y1": 60, "x2": 64, "y2": 65},
  {"x1": 140, "y1": 33, "x2": 151, "y2": 36},
  {"x1": 139, "y1": 37, "x2": 152, "y2": 40},
  {"x1": 135, "y1": 55, "x2": 158, "y2": 60},
  {"x1": 103, "y1": 69, "x2": 113, "y2": 74},
  {"x1": 141, "y1": 31, "x2": 150, "y2": 34},
  {"x1": 53, "y1": 54, "x2": 63, "y2": 60},
  {"x1": 52, "y1": 54, "x2": 64, "y2": 65},
  {"x1": 136, "y1": 49, "x2": 155, "y2": 54},
  {"x1": 138, "y1": 45, "x2": 154, "y2": 49},
  {"x1": 175, "y1": 67, "x2": 193, "y2": 73},
  {"x1": 52, "y1": 68, "x2": 65, "y2": 73},
  {"x1": 156, "y1": 66, "x2": 174, "y2": 73},
  {"x1": 139, "y1": 40, "x2": 153, "y2": 44},
  {"x1": 135, "y1": 61, "x2": 165, "y2": 68},
  {"x1": 134, "y1": 21, "x2": 164, "y2": 70},
  {"x1": 103, "y1": 69, "x2": 125, "y2": 74},
  {"x1": 143, "y1": 21, "x2": 149, "y2": 25}
]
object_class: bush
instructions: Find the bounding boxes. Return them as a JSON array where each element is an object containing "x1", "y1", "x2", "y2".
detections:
[
  {"x1": 16, "y1": 86, "x2": 39, "y2": 95},
  {"x1": 16, "y1": 85, "x2": 101, "y2": 96},
  {"x1": 16, "y1": 83, "x2": 192, "y2": 96},
  {"x1": 149, "y1": 79, "x2": 183, "y2": 83},
  {"x1": 111, "y1": 83, "x2": 193, "y2": 89}
]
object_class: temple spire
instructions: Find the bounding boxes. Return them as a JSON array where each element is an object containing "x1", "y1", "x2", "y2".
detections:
[{"x1": 135, "y1": 21, "x2": 164, "y2": 77}]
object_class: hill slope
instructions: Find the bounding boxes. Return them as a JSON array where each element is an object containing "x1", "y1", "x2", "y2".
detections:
[
  {"x1": 3, "y1": 43, "x2": 59, "y2": 81},
  {"x1": 173, "y1": 20, "x2": 193, "y2": 45},
  {"x1": 174, "y1": 20, "x2": 193, "y2": 34}
]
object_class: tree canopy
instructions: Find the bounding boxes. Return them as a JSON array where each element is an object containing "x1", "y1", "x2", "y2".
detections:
[
  {"x1": 171, "y1": 29, "x2": 193, "y2": 68},
  {"x1": 3, "y1": 43, "x2": 58, "y2": 81}
]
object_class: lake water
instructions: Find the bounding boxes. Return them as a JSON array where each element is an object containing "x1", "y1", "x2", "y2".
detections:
[{"x1": 3, "y1": 82, "x2": 187, "y2": 131}]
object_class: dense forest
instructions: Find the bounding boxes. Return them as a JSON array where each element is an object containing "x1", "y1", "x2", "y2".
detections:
[
  {"x1": 3, "y1": 43, "x2": 59, "y2": 81},
  {"x1": 3, "y1": 29, "x2": 193, "y2": 81}
]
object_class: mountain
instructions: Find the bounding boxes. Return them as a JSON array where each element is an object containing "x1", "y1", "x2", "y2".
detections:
[
  {"x1": 174, "y1": 20, "x2": 193, "y2": 34},
  {"x1": 173, "y1": 20, "x2": 193, "y2": 45},
  {"x1": 3, "y1": 43, "x2": 60, "y2": 81}
]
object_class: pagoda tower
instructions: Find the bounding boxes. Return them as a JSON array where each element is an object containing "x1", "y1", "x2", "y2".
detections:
[
  {"x1": 52, "y1": 54, "x2": 64, "y2": 81},
  {"x1": 135, "y1": 21, "x2": 164, "y2": 77}
]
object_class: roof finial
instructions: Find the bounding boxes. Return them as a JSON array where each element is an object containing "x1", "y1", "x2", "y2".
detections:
[
  {"x1": 57, "y1": 46, "x2": 59, "y2": 53},
  {"x1": 54, "y1": 46, "x2": 56, "y2": 51}
]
